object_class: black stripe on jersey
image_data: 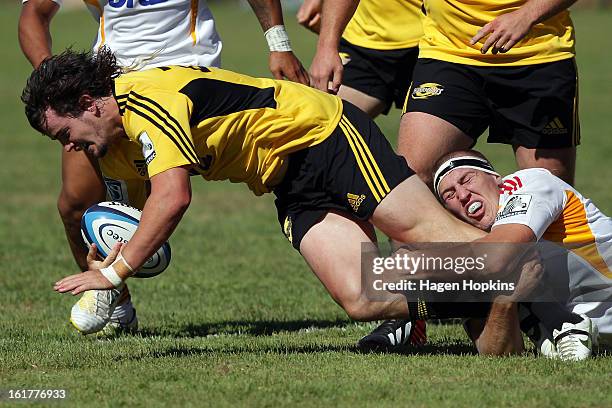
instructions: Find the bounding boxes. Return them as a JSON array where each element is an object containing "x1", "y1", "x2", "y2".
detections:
[
  {"x1": 125, "y1": 104, "x2": 198, "y2": 165},
  {"x1": 116, "y1": 93, "x2": 129, "y2": 115},
  {"x1": 126, "y1": 92, "x2": 199, "y2": 164},
  {"x1": 179, "y1": 78, "x2": 277, "y2": 126}
]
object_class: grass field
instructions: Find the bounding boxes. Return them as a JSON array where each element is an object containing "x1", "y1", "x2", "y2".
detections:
[{"x1": 1, "y1": 3, "x2": 611, "y2": 407}]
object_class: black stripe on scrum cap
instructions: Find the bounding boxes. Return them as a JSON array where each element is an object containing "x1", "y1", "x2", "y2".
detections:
[{"x1": 434, "y1": 158, "x2": 497, "y2": 195}]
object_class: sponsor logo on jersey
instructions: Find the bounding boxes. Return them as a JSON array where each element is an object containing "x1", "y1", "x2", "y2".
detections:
[
  {"x1": 499, "y1": 176, "x2": 523, "y2": 195},
  {"x1": 495, "y1": 194, "x2": 532, "y2": 221},
  {"x1": 139, "y1": 132, "x2": 156, "y2": 165},
  {"x1": 283, "y1": 216, "x2": 293, "y2": 244},
  {"x1": 347, "y1": 193, "x2": 366, "y2": 213},
  {"x1": 412, "y1": 83, "x2": 444, "y2": 99},
  {"x1": 542, "y1": 117, "x2": 568, "y2": 135},
  {"x1": 103, "y1": 177, "x2": 128, "y2": 203},
  {"x1": 339, "y1": 52, "x2": 352, "y2": 66},
  {"x1": 108, "y1": 0, "x2": 168, "y2": 9}
]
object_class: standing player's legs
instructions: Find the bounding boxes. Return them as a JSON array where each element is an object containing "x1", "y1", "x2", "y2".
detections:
[
  {"x1": 337, "y1": 40, "x2": 418, "y2": 120},
  {"x1": 398, "y1": 113, "x2": 474, "y2": 186},
  {"x1": 398, "y1": 59, "x2": 490, "y2": 187},
  {"x1": 513, "y1": 146, "x2": 576, "y2": 186},
  {"x1": 58, "y1": 149, "x2": 107, "y2": 270},
  {"x1": 338, "y1": 86, "x2": 387, "y2": 118},
  {"x1": 487, "y1": 59, "x2": 580, "y2": 186}
]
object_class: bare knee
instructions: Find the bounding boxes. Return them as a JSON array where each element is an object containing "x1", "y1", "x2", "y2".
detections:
[{"x1": 336, "y1": 293, "x2": 380, "y2": 322}]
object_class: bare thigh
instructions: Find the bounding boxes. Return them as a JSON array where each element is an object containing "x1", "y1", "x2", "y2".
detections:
[
  {"x1": 299, "y1": 210, "x2": 409, "y2": 321},
  {"x1": 397, "y1": 112, "x2": 473, "y2": 186},
  {"x1": 513, "y1": 145, "x2": 576, "y2": 185}
]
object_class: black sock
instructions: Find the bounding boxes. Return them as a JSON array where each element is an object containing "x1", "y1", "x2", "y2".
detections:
[
  {"x1": 522, "y1": 302, "x2": 582, "y2": 332},
  {"x1": 408, "y1": 300, "x2": 491, "y2": 320}
]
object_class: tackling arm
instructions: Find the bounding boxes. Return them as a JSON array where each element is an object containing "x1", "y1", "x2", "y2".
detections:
[
  {"x1": 310, "y1": 0, "x2": 360, "y2": 93},
  {"x1": 246, "y1": 0, "x2": 309, "y2": 85},
  {"x1": 18, "y1": 0, "x2": 59, "y2": 67}
]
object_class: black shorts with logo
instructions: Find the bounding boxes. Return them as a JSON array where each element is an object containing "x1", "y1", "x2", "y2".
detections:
[
  {"x1": 339, "y1": 38, "x2": 419, "y2": 115},
  {"x1": 274, "y1": 101, "x2": 415, "y2": 251},
  {"x1": 404, "y1": 58, "x2": 580, "y2": 148}
]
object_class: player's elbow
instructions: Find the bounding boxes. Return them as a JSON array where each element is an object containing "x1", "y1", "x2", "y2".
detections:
[{"x1": 166, "y1": 189, "x2": 192, "y2": 219}]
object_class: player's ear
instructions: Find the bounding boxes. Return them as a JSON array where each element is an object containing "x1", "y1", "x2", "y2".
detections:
[{"x1": 78, "y1": 95, "x2": 97, "y2": 113}]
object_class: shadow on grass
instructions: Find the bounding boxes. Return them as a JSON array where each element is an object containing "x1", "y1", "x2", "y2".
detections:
[{"x1": 137, "y1": 318, "x2": 351, "y2": 338}]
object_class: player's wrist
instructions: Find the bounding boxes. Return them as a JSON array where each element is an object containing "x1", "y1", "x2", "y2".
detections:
[
  {"x1": 100, "y1": 254, "x2": 135, "y2": 288},
  {"x1": 264, "y1": 25, "x2": 293, "y2": 52}
]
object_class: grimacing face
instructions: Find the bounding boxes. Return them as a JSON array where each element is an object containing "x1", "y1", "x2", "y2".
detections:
[{"x1": 437, "y1": 167, "x2": 502, "y2": 231}]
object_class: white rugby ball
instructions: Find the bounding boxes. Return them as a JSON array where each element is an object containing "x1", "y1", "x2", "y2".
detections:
[{"x1": 80, "y1": 201, "x2": 171, "y2": 278}]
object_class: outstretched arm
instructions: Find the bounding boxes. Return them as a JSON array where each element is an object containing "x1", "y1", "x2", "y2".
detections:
[
  {"x1": 19, "y1": 0, "x2": 59, "y2": 67},
  {"x1": 471, "y1": 0, "x2": 578, "y2": 54},
  {"x1": 310, "y1": 0, "x2": 359, "y2": 93},
  {"x1": 54, "y1": 167, "x2": 192, "y2": 294},
  {"x1": 247, "y1": 0, "x2": 309, "y2": 85}
]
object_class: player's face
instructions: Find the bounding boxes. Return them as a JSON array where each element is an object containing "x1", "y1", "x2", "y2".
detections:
[
  {"x1": 437, "y1": 168, "x2": 500, "y2": 231},
  {"x1": 43, "y1": 104, "x2": 119, "y2": 158}
]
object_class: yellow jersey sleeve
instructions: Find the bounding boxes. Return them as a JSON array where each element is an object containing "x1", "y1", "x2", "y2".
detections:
[
  {"x1": 117, "y1": 89, "x2": 199, "y2": 178},
  {"x1": 419, "y1": 0, "x2": 575, "y2": 66},
  {"x1": 342, "y1": 0, "x2": 423, "y2": 50}
]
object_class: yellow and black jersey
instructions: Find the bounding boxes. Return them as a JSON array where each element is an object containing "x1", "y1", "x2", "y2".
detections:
[
  {"x1": 419, "y1": 0, "x2": 575, "y2": 66},
  {"x1": 342, "y1": 0, "x2": 423, "y2": 50},
  {"x1": 98, "y1": 138, "x2": 149, "y2": 209},
  {"x1": 112, "y1": 66, "x2": 343, "y2": 195}
]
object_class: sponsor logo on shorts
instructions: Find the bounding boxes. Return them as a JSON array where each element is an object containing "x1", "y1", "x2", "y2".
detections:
[
  {"x1": 347, "y1": 193, "x2": 366, "y2": 213},
  {"x1": 542, "y1": 117, "x2": 568, "y2": 135},
  {"x1": 412, "y1": 83, "x2": 444, "y2": 99},
  {"x1": 495, "y1": 194, "x2": 532, "y2": 221},
  {"x1": 339, "y1": 52, "x2": 351, "y2": 66},
  {"x1": 283, "y1": 216, "x2": 293, "y2": 244}
]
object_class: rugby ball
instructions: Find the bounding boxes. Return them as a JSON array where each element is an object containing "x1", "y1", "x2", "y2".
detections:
[{"x1": 80, "y1": 201, "x2": 171, "y2": 278}]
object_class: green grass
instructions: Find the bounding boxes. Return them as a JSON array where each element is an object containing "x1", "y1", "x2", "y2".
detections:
[{"x1": 1, "y1": 3, "x2": 612, "y2": 407}]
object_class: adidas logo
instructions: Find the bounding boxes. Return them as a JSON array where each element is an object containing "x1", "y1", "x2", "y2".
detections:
[
  {"x1": 347, "y1": 193, "x2": 366, "y2": 212},
  {"x1": 542, "y1": 117, "x2": 568, "y2": 135}
]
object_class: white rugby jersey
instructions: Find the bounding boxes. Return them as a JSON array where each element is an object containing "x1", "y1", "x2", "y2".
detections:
[
  {"x1": 493, "y1": 168, "x2": 612, "y2": 342},
  {"x1": 32, "y1": 0, "x2": 222, "y2": 68}
]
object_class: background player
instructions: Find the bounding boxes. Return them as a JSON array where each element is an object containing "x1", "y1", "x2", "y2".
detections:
[
  {"x1": 18, "y1": 0, "x2": 308, "y2": 335},
  {"x1": 298, "y1": 0, "x2": 422, "y2": 118},
  {"x1": 398, "y1": 0, "x2": 580, "y2": 186}
]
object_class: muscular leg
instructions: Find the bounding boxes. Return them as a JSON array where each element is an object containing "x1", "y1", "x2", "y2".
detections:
[
  {"x1": 337, "y1": 85, "x2": 387, "y2": 119},
  {"x1": 58, "y1": 149, "x2": 106, "y2": 270},
  {"x1": 300, "y1": 211, "x2": 409, "y2": 321},
  {"x1": 397, "y1": 112, "x2": 473, "y2": 186},
  {"x1": 514, "y1": 145, "x2": 576, "y2": 185},
  {"x1": 371, "y1": 175, "x2": 484, "y2": 243}
]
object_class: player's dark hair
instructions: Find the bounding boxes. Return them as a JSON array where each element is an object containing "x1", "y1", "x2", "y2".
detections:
[{"x1": 21, "y1": 47, "x2": 121, "y2": 134}]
